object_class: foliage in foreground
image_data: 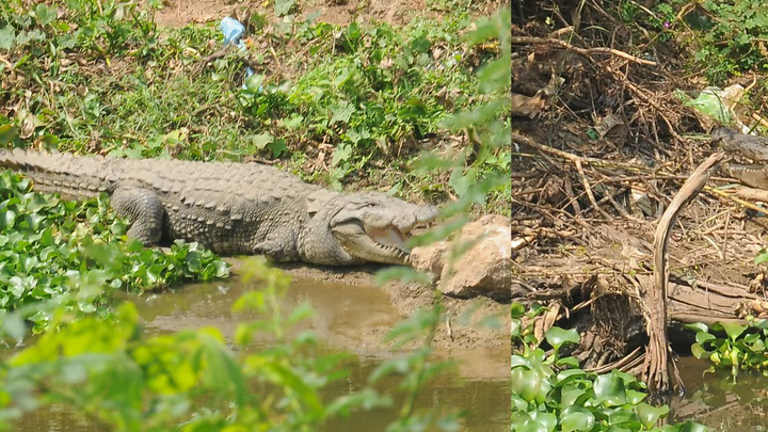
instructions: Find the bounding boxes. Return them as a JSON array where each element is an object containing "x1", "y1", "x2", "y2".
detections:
[
  {"x1": 0, "y1": 170, "x2": 229, "y2": 333},
  {"x1": 511, "y1": 303, "x2": 708, "y2": 432},
  {"x1": 687, "y1": 318, "x2": 768, "y2": 378},
  {"x1": 0, "y1": 258, "x2": 457, "y2": 432}
]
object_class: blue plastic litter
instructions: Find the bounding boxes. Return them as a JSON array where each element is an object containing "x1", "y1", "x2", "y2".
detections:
[
  {"x1": 219, "y1": 17, "x2": 254, "y2": 87},
  {"x1": 220, "y1": 17, "x2": 245, "y2": 46}
]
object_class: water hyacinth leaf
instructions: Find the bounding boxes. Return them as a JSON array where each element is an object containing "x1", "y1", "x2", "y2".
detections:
[
  {"x1": 511, "y1": 302, "x2": 526, "y2": 319},
  {"x1": 592, "y1": 373, "x2": 627, "y2": 407},
  {"x1": 559, "y1": 384, "x2": 589, "y2": 408},
  {"x1": 213, "y1": 260, "x2": 230, "y2": 278},
  {"x1": 2, "y1": 209, "x2": 17, "y2": 229},
  {"x1": 693, "y1": 333, "x2": 716, "y2": 350},
  {"x1": 510, "y1": 394, "x2": 528, "y2": 412},
  {"x1": 556, "y1": 368, "x2": 588, "y2": 386},
  {"x1": 529, "y1": 411, "x2": 557, "y2": 431},
  {"x1": 720, "y1": 321, "x2": 747, "y2": 341},
  {"x1": 625, "y1": 389, "x2": 648, "y2": 405},
  {"x1": 517, "y1": 419, "x2": 551, "y2": 432},
  {"x1": 635, "y1": 402, "x2": 669, "y2": 429},
  {"x1": 8, "y1": 276, "x2": 26, "y2": 297},
  {"x1": 746, "y1": 337, "x2": 765, "y2": 352},
  {"x1": 560, "y1": 406, "x2": 596, "y2": 432},
  {"x1": 511, "y1": 318, "x2": 522, "y2": 337},
  {"x1": 510, "y1": 366, "x2": 551, "y2": 404},
  {"x1": 24, "y1": 213, "x2": 44, "y2": 230},
  {"x1": 545, "y1": 327, "x2": 579, "y2": 351},
  {"x1": 678, "y1": 421, "x2": 713, "y2": 432},
  {"x1": 605, "y1": 410, "x2": 642, "y2": 430},
  {"x1": 556, "y1": 356, "x2": 580, "y2": 368}
]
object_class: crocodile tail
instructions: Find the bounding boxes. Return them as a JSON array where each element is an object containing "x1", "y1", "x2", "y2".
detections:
[{"x1": 0, "y1": 148, "x2": 120, "y2": 200}]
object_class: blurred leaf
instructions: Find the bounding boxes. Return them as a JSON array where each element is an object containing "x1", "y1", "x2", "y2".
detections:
[{"x1": 0, "y1": 25, "x2": 15, "y2": 51}]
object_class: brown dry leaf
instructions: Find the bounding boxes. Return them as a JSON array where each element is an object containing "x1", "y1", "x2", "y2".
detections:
[
  {"x1": 17, "y1": 109, "x2": 44, "y2": 140},
  {"x1": 594, "y1": 113, "x2": 628, "y2": 147},
  {"x1": 511, "y1": 93, "x2": 545, "y2": 118}
]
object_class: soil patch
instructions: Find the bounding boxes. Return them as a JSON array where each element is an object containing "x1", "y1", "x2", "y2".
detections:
[{"x1": 152, "y1": 0, "x2": 431, "y2": 29}]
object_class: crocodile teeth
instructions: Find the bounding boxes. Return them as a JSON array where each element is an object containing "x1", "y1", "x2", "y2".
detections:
[{"x1": 367, "y1": 226, "x2": 408, "y2": 252}]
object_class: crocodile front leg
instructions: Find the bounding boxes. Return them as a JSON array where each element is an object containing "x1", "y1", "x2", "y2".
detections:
[{"x1": 111, "y1": 187, "x2": 166, "y2": 246}]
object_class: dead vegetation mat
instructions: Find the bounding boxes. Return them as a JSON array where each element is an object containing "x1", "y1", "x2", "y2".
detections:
[{"x1": 511, "y1": 1, "x2": 768, "y2": 392}]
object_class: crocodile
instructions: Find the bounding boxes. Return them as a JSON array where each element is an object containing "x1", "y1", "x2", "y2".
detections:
[
  {"x1": 712, "y1": 128, "x2": 768, "y2": 189},
  {"x1": 0, "y1": 149, "x2": 439, "y2": 266}
]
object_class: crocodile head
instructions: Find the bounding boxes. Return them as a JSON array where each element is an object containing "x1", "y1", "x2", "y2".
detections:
[{"x1": 298, "y1": 190, "x2": 439, "y2": 266}]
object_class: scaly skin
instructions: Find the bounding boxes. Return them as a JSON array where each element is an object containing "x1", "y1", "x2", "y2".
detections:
[
  {"x1": 0, "y1": 149, "x2": 438, "y2": 266},
  {"x1": 713, "y1": 128, "x2": 768, "y2": 189}
]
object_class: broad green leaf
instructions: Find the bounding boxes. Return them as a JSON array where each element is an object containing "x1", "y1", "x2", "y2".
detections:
[
  {"x1": 635, "y1": 402, "x2": 669, "y2": 429},
  {"x1": 529, "y1": 411, "x2": 557, "y2": 431},
  {"x1": 35, "y1": 4, "x2": 57, "y2": 25},
  {"x1": 251, "y1": 132, "x2": 274, "y2": 150},
  {"x1": 0, "y1": 124, "x2": 19, "y2": 144},
  {"x1": 593, "y1": 373, "x2": 627, "y2": 407},
  {"x1": 694, "y1": 331, "x2": 716, "y2": 344},
  {"x1": 560, "y1": 407, "x2": 596, "y2": 432},
  {"x1": 0, "y1": 25, "x2": 15, "y2": 51},
  {"x1": 511, "y1": 302, "x2": 526, "y2": 318},
  {"x1": 330, "y1": 101, "x2": 355, "y2": 125},
  {"x1": 545, "y1": 327, "x2": 580, "y2": 350},
  {"x1": 691, "y1": 343, "x2": 710, "y2": 359},
  {"x1": 720, "y1": 321, "x2": 747, "y2": 341},
  {"x1": 267, "y1": 139, "x2": 287, "y2": 158},
  {"x1": 684, "y1": 322, "x2": 709, "y2": 333}
]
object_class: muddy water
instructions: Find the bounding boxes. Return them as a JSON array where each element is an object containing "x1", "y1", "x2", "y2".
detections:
[
  {"x1": 670, "y1": 356, "x2": 768, "y2": 429},
  {"x1": 13, "y1": 276, "x2": 510, "y2": 431}
]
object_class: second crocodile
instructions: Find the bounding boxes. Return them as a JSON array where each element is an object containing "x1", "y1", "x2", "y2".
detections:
[
  {"x1": 713, "y1": 128, "x2": 768, "y2": 189},
  {"x1": 0, "y1": 149, "x2": 439, "y2": 266}
]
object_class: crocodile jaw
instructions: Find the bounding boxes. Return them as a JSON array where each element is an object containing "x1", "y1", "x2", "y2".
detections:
[
  {"x1": 329, "y1": 193, "x2": 438, "y2": 265},
  {"x1": 332, "y1": 222, "x2": 411, "y2": 264}
]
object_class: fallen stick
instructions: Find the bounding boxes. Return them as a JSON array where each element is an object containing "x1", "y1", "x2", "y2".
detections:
[{"x1": 510, "y1": 36, "x2": 657, "y2": 66}]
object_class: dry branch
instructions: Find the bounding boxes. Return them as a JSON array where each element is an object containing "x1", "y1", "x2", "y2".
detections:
[
  {"x1": 510, "y1": 36, "x2": 658, "y2": 66},
  {"x1": 644, "y1": 152, "x2": 725, "y2": 394}
]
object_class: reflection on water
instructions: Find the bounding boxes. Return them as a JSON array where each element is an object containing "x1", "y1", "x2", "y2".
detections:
[
  {"x1": 10, "y1": 276, "x2": 510, "y2": 432},
  {"x1": 671, "y1": 356, "x2": 768, "y2": 429}
]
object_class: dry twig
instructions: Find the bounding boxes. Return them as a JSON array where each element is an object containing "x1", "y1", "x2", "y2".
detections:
[{"x1": 511, "y1": 36, "x2": 657, "y2": 66}]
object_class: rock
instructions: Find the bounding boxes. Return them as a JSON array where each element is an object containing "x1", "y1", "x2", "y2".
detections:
[{"x1": 411, "y1": 215, "x2": 511, "y2": 300}]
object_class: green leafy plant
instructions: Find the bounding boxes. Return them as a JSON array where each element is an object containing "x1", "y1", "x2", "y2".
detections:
[
  {"x1": 687, "y1": 318, "x2": 768, "y2": 378},
  {"x1": 511, "y1": 303, "x2": 709, "y2": 431},
  {"x1": 0, "y1": 170, "x2": 229, "y2": 333}
]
